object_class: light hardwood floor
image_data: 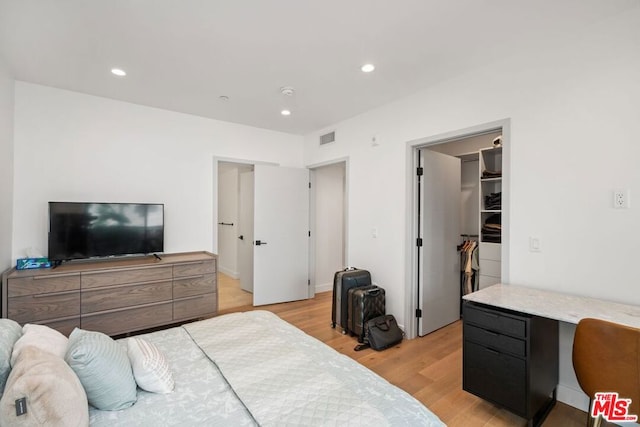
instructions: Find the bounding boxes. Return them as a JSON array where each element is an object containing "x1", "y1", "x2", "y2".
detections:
[
  {"x1": 218, "y1": 288, "x2": 590, "y2": 427},
  {"x1": 217, "y1": 272, "x2": 252, "y2": 310}
]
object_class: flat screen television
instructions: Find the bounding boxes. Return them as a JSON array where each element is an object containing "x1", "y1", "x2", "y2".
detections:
[{"x1": 48, "y1": 202, "x2": 164, "y2": 262}]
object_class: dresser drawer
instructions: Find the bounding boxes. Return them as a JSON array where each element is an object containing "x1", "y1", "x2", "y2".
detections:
[
  {"x1": 9, "y1": 291, "x2": 80, "y2": 323},
  {"x1": 464, "y1": 323, "x2": 526, "y2": 357},
  {"x1": 82, "y1": 280, "x2": 173, "y2": 313},
  {"x1": 81, "y1": 302, "x2": 173, "y2": 336},
  {"x1": 8, "y1": 274, "x2": 80, "y2": 297},
  {"x1": 81, "y1": 266, "x2": 172, "y2": 289},
  {"x1": 464, "y1": 303, "x2": 526, "y2": 338},
  {"x1": 36, "y1": 317, "x2": 80, "y2": 337},
  {"x1": 463, "y1": 340, "x2": 527, "y2": 416},
  {"x1": 173, "y1": 274, "x2": 216, "y2": 298},
  {"x1": 173, "y1": 261, "x2": 216, "y2": 278},
  {"x1": 174, "y1": 293, "x2": 217, "y2": 321}
]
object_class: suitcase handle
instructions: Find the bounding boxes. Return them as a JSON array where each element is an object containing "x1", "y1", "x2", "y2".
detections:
[{"x1": 369, "y1": 289, "x2": 381, "y2": 296}]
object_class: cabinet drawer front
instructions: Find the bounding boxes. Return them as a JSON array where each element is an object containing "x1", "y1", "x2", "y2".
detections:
[
  {"x1": 81, "y1": 302, "x2": 173, "y2": 336},
  {"x1": 36, "y1": 317, "x2": 80, "y2": 337},
  {"x1": 173, "y1": 261, "x2": 216, "y2": 278},
  {"x1": 173, "y1": 274, "x2": 217, "y2": 299},
  {"x1": 464, "y1": 323, "x2": 526, "y2": 357},
  {"x1": 479, "y1": 259, "x2": 501, "y2": 277},
  {"x1": 464, "y1": 303, "x2": 526, "y2": 338},
  {"x1": 479, "y1": 274, "x2": 500, "y2": 290},
  {"x1": 9, "y1": 292, "x2": 80, "y2": 323},
  {"x1": 479, "y1": 242, "x2": 501, "y2": 261},
  {"x1": 82, "y1": 266, "x2": 172, "y2": 289},
  {"x1": 463, "y1": 340, "x2": 527, "y2": 416},
  {"x1": 82, "y1": 281, "x2": 173, "y2": 313},
  {"x1": 8, "y1": 274, "x2": 80, "y2": 297},
  {"x1": 174, "y1": 293, "x2": 217, "y2": 321}
]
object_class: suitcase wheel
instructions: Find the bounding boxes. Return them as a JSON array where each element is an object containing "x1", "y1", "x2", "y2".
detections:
[{"x1": 331, "y1": 322, "x2": 336, "y2": 328}]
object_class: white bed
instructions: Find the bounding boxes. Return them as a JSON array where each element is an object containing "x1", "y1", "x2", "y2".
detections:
[{"x1": 89, "y1": 310, "x2": 444, "y2": 426}]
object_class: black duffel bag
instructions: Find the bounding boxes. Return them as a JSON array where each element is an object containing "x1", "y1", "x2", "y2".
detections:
[{"x1": 361, "y1": 314, "x2": 403, "y2": 351}]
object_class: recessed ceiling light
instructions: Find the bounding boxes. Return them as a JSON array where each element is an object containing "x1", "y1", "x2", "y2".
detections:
[
  {"x1": 361, "y1": 63, "x2": 375, "y2": 73},
  {"x1": 219, "y1": 95, "x2": 229, "y2": 101},
  {"x1": 281, "y1": 109, "x2": 291, "y2": 116},
  {"x1": 111, "y1": 68, "x2": 126, "y2": 77}
]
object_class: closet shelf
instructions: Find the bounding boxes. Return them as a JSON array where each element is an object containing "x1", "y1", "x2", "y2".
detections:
[
  {"x1": 481, "y1": 209, "x2": 501, "y2": 213},
  {"x1": 480, "y1": 177, "x2": 502, "y2": 182}
]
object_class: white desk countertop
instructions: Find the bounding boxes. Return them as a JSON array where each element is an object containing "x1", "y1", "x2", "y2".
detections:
[{"x1": 463, "y1": 283, "x2": 640, "y2": 329}]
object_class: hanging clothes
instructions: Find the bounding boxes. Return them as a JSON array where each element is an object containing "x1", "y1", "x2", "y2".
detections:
[{"x1": 458, "y1": 238, "x2": 479, "y2": 296}]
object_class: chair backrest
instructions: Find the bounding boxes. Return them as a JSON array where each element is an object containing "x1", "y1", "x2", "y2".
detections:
[{"x1": 572, "y1": 317, "x2": 640, "y2": 416}]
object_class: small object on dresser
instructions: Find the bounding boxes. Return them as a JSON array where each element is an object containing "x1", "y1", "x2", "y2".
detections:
[{"x1": 16, "y1": 258, "x2": 51, "y2": 270}]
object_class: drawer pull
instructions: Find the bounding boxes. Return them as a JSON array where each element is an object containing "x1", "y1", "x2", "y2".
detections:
[
  {"x1": 33, "y1": 273, "x2": 79, "y2": 280},
  {"x1": 484, "y1": 330, "x2": 499, "y2": 337},
  {"x1": 484, "y1": 347, "x2": 500, "y2": 355},
  {"x1": 33, "y1": 290, "x2": 79, "y2": 298},
  {"x1": 176, "y1": 274, "x2": 206, "y2": 281}
]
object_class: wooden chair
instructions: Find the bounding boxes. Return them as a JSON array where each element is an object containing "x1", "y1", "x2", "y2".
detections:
[{"x1": 572, "y1": 318, "x2": 640, "y2": 427}]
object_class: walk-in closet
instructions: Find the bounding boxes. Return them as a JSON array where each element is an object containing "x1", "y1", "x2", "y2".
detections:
[{"x1": 417, "y1": 129, "x2": 503, "y2": 336}]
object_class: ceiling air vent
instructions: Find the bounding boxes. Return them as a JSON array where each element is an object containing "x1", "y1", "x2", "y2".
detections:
[{"x1": 319, "y1": 131, "x2": 336, "y2": 145}]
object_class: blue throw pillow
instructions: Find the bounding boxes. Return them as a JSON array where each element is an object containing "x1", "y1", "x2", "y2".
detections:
[{"x1": 65, "y1": 328, "x2": 137, "y2": 410}]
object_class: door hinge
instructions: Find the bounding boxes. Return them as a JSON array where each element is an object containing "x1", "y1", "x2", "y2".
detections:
[
  {"x1": 309, "y1": 182, "x2": 311, "y2": 189},
  {"x1": 416, "y1": 309, "x2": 422, "y2": 318},
  {"x1": 416, "y1": 167, "x2": 423, "y2": 176},
  {"x1": 308, "y1": 279, "x2": 311, "y2": 285},
  {"x1": 308, "y1": 230, "x2": 311, "y2": 237},
  {"x1": 416, "y1": 237, "x2": 423, "y2": 247}
]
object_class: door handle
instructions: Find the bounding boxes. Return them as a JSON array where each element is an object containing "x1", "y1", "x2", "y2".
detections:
[
  {"x1": 255, "y1": 240, "x2": 267, "y2": 246},
  {"x1": 238, "y1": 235, "x2": 244, "y2": 240}
]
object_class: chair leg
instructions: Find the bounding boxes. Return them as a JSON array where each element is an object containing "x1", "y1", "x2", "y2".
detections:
[{"x1": 586, "y1": 399, "x2": 602, "y2": 427}]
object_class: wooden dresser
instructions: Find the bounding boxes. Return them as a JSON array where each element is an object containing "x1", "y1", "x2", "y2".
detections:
[{"x1": 1, "y1": 252, "x2": 217, "y2": 336}]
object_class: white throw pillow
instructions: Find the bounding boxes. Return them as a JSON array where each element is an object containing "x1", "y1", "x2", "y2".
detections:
[
  {"x1": 11, "y1": 324, "x2": 68, "y2": 367},
  {"x1": 127, "y1": 337, "x2": 174, "y2": 394}
]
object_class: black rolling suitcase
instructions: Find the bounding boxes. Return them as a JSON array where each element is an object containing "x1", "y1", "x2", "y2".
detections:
[
  {"x1": 348, "y1": 286, "x2": 385, "y2": 343},
  {"x1": 331, "y1": 268, "x2": 372, "y2": 333}
]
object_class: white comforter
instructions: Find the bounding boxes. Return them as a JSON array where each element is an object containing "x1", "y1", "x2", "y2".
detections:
[{"x1": 184, "y1": 310, "x2": 444, "y2": 426}]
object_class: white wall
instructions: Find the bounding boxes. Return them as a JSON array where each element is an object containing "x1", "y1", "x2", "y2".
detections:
[
  {"x1": 12, "y1": 82, "x2": 304, "y2": 261},
  {"x1": 313, "y1": 162, "x2": 345, "y2": 292},
  {"x1": 0, "y1": 56, "x2": 14, "y2": 271},
  {"x1": 303, "y1": 7, "x2": 640, "y2": 409}
]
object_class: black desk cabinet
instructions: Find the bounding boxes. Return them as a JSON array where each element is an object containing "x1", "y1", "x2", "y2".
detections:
[{"x1": 463, "y1": 301, "x2": 559, "y2": 427}]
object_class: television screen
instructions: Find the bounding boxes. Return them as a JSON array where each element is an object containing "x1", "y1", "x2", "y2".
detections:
[{"x1": 48, "y1": 202, "x2": 164, "y2": 262}]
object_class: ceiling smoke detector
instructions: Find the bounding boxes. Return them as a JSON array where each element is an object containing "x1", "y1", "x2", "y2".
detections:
[{"x1": 280, "y1": 86, "x2": 295, "y2": 96}]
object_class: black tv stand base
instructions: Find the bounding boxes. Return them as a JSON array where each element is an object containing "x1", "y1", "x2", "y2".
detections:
[
  {"x1": 153, "y1": 253, "x2": 162, "y2": 261},
  {"x1": 51, "y1": 260, "x2": 64, "y2": 269}
]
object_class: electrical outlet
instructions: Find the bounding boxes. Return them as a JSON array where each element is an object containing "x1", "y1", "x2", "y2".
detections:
[{"x1": 613, "y1": 190, "x2": 630, "y2": 209}]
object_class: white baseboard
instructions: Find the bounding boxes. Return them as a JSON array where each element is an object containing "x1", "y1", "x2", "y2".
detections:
[
  {"x1": 315, "y1": 281, "x2": 333, "y2": 294},
  {"x1": 557, "y1": 384, "x2": 589, "y2": 411},
  {"x1": 218, "y1": 266, "x2": 239, "y2": 279}
]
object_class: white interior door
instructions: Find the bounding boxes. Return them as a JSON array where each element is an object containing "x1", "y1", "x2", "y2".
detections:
[
  {"x1": 253, "y1": 164, "x2": 309, "y2": 305},
  {"x1": 419, "y1": 150, "x2": 461, "y2": 336},
  {"x1": 238, "y1": 171, "x2": 254, "y2": 293}
]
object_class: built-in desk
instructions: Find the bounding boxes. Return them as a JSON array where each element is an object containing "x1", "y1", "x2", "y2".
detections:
[
  {"x1": 463, "y1": 283, "x2": 640, "y2": 328},
  {"x1": 462, "y1": 284, "x2": 640, "y2": 427}
]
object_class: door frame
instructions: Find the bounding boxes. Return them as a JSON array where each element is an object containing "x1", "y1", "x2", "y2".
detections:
[
  {"x1": 404, "y1": 119, "x2": 511, "y2": 339},
  {"x1": 307, "y1": 157, "x2": 349, "y2": 294}
]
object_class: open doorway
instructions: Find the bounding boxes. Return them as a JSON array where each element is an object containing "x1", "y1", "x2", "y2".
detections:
[
  {"x1": 217, "y1": 161, "x2": 254, "y2": 310},
  {"x1": 309, "y1": 160, "x2": 348, "y2": 293},
  {"x1": 405, "y1": 120, "x2": 510, "y2": 339}
]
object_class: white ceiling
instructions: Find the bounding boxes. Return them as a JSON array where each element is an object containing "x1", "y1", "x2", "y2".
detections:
[{"x1": 0, "y1": 0, "x2": 635, "y2": 135}]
